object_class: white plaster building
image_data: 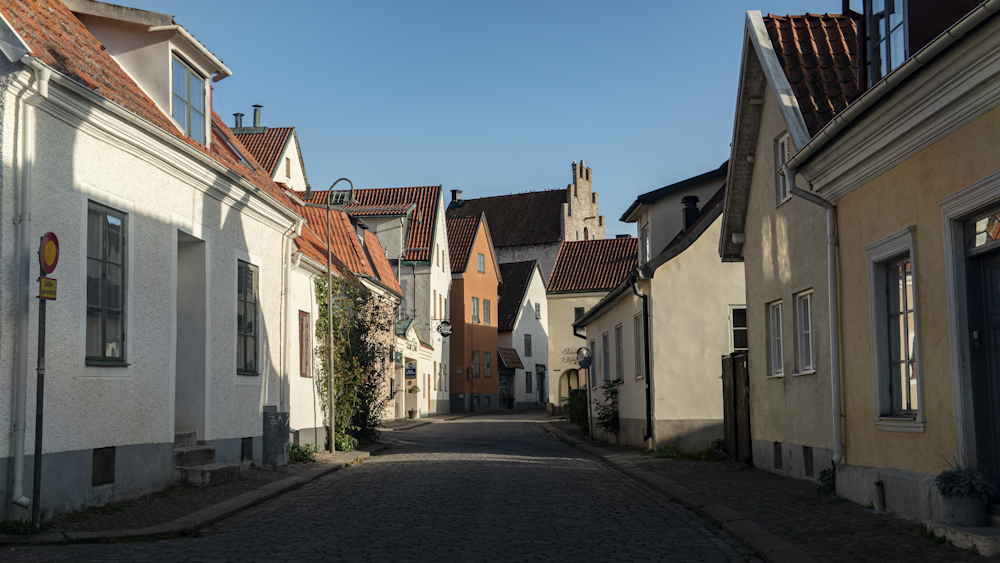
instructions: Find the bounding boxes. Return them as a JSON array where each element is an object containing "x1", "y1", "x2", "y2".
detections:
[
  {"x1": 497, "y1": 261, "x2": 548, "y2": 409},
  {"x1": 575, "y1": 167, "x2": 745, "y2": 450},
  {"x1": 0, "y1": 0, "x2": 310, "y2": 519}
]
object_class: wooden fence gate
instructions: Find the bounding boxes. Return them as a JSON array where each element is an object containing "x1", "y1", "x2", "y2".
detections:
[{"x1": 722, "y1": 352, "x2": 751, "y2": 462}]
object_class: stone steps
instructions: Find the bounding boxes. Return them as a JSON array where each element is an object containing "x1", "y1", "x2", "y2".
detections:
[
  {"x1": 173, "y1": 445, "x2": 217, "y2": 467},
  {"x1": 172, "y1": 430, "x2": 240, "y2": 487}
]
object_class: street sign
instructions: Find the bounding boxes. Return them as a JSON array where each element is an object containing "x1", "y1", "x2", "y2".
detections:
[
  {"x1": 39, "y1": 278, "x2": 56, "y2": 300},
  {"x1": 39, "y1": 232, "x2": 59, "y2": 274},
  {"x1": 405, "y1": 362, "x2": 416, "y2": 379}
]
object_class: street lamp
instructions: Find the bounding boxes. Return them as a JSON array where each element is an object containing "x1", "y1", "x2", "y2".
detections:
[
  {"x1": 576, "y1": 347, "x2": 593, "y2": 440},
  {"x1": 305, "y1": 178, "x2": 354, "y2": 452}
]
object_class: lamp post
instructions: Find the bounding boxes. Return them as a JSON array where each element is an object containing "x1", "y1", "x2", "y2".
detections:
[
  {"x1": 305, "y1": 178, "x2": 354, "y2": 452},
  {"x1": 470, "y1": 313, "x2": 479, "y2": 413},
  {"x1": 576, "y1": 347, "x2": 593, "y2": 441}
]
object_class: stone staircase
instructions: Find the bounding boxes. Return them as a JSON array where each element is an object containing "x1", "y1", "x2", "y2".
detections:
[{"x1": 172, "y1": 430, "x2": 241, "y2": 487}]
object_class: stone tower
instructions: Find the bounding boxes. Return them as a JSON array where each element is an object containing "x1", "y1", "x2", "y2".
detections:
[{"x1": 561, "y1": 160, "x2": 606, "y2": 242}]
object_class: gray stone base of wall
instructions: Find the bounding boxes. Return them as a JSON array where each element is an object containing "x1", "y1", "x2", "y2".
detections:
[
  {"x1": 1, "y1": 442, "x2": 173, "y2": 522},
  {"x1": 750, "y1": 438, "x2": 834, "y2": 481},
  {"x1": 654, "y1": 418, "x2": 723, "y2": 451},
  {"x1": 291, "y1": 426, "x2": 327, "y2": 449},
  {"x1": 514, "y1": 402, "x2": 542, "y2": 409},
  {"x1": 837, "y1": 463, "x2": 944, "y2": 522},
  {"x1": 204, "y1": 435, "x2": 264, "y2": 466}
]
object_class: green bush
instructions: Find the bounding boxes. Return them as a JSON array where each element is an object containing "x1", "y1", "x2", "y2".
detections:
[
  {"x1": 561, "y1": 390, "x2": 588, "y2": 432},
  {"x1": 818, "y1": 467, "x2": 836, "y2": 494},
  {"x1": 289, "y1": 442, "x2": 318, "y2": 464},
  {"x1": 594, "y1": 379, "x2": 622, "y2": 438},
  {"x1": 653, "y1": 443, "x2": 729, "y2": 461}
]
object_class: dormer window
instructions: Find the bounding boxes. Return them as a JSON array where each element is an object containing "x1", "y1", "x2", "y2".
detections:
[
  {"x1": 776, "y1": 133, "x2": 791, "y2": 206},
  {"x1": 172, "y1": 56, "x2": 206, "y2": 145},
  {"x1": 869, "y1": 0, "x2": 905, "y2": 83}
]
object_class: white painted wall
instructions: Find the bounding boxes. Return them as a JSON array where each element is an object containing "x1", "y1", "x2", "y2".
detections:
[
  {"x1": 271, "y1": 133, "x2": 308, "y2": 192},
  {"x1": 498, "y1": 265, "x2": 549, "y2": 406}
]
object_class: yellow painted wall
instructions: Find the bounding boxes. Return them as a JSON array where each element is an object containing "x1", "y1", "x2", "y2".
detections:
[{"x1": 836, "y1": 103, "x2": 1000, "y2": 475}]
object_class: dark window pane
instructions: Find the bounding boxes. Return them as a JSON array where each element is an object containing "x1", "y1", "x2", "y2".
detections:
[
  {"x1": 246, "y1": 303, "x2": 255, "y2": 335},
  {"x1": 890, "y1": 27, "x2": 905, "y2": 70},
  {"x1": 246, "y1": 266, "x2": 256, "y2": 303},
  {"x1": 245, "y1": 337, "x2": 255, "y2": 371},
  {"x1": 87, "y1": 258, "x2": 102, "y2": 308},
  {"x1": 106, "y1": 215, "x2": 122, "y2": 265},
  {"x1": 105, "y1": 311, "x2": 121, "y2": 358},
  {"x1": 105, "y1": 263, "x2": 122, "y2": 311},
  {"x1": 237, "y1": 301, "x2": 244, "y2": 335},
  {"x1": 87, "y1": 209, "x2": 102, "y2": 258},
  {"x1": 733, "y1": 308, "x2": 747, "y2": 329},
  {"x1": 190, "y1": 75, "x2": 204, "y2": 112},
  {"x1": 237, "y1": 263, "x2": 246, "y2": 301},
  {"x1": 237, "y1": 335, "x2": 245, "y2": 369},
  {"x1": 172, "y1": 95, "x2": 187, "y2": 132},
  {"x1": 86, "y1": 309, "x2": 102, "y2": 357},
  {"x1": 733, "y1": 328, "x2": 748, "y2": 350}
]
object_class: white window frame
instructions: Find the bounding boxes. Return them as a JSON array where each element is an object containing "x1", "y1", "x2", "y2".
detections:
[
  {"x1": 602, "y1": 332, "x2": 610, "y2": 382},
  {"x1": 171, "y1": 53, "x2": 208, "y2": 146},
  {"x1": 477, "y1": 253, "x2": 485, "y2": 273},
  {"x1": 639, "y1": 224, "x2": 650, "y2": 265},
  {"x1": 634, "y1": 314, "x2": 644, "y2": 379},
  {"x1": 729, "y1": 305, "x2": 747, "y2": 352},
  {"x1": 794, "y1": 291, "x2": 815, "y2": 374},
  {"x1": 535, "y1": 303, "x2": 541, "y2": 320},
  {"x1": 615, "y1": 324, "x2": 624, "y2": 380},
  {"x1": 776, "y1": 133, "x2": 792, "y2": 206},
  {"x1": 865, "y1": 226, "x2": 925, "y2": 432},
  {"x1": 768, "y1": 301, "x2": 784, "y2": 377}
]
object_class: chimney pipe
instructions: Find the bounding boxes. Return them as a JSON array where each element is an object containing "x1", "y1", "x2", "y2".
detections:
[
  {"x1": 682, "y1": 195, "x2": 700, "y2": 230},
  {"x1": 233, "y1": 113, "x2": 243, "y2": 128},
  {"x1": 451, "y1": 189, "x2": 463, "y2": 202},
  {"x1": 252, "y1": 104, "x2": 262, "y2": 127},
  {"x1": 615, "y1": 234, "x2": 630, "y2": 239}
]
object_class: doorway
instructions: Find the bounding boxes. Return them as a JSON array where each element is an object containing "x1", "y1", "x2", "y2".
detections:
[
  {"x1": 175, "y1": 232, "x2": 207, "y2": 439},
  {"x1": 499, "y1": 372, "x2": 514, "y2": 409},
  {"x1": 968, "y1": 249, "x2": 1000, "y2": 501}
]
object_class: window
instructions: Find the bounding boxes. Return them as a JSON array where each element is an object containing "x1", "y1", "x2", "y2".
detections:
[
  {"x1": 484, "y1": 351, "x2": 491, "y2": 378},
  {"x1": 640, "y1": 224, "x2": 649, "y2": 265},
  {"x1": 584, "y1": 227, "x2": 589, "y2": 240},
  {"x1": 471, "y1": 297, "x2": 479, "y2": 323},
  {"x1": 869, "y1": 0, "x2": 905, "y2": 83},
  {"x1": 615, "y1": 324, "x2": 624, "y2": 380},
  {"x1": 535, "y1": 303, "x2": 541, "y2": 319},
  {"x1": 866, "y1": 226, "x2": 923, "y2": 429},
  {"x1": 433, "y1": 290, "x2": 437, "y2": 318},
  {"x1": 602, "y1": 332, "x2": 610, "y2": 381},
  {"x1": 237, "y1": 260, "x2": 259, "y2": 375},
  {"x1": 776, "y1": 134, "x2": 791, "y2": 205},
  {"x1": 484, "y1": 299, "x2": 491, "y2": 325},
  {"x1": 436, "y1": 244, "x2": 440, "y2": 267},
  {"x1": 434, "y1": 361, "x2": 437, "y2": 390},
  {"x1": 524, "y1": 334, "x2": 532, "y2": 357},
  {"x1": 574, "y1": 307, "x2": 585, "y2": 320},
  {"x1": 477, "y1": 253, "x2": 485, "y2": 273},
  {"x1": 86, "y1": 202, "x2": 127, "y2": 364},
  {"x1": 299, "y1": 311, "x2": 311, "y2": 377},
  {"x1": 730, "y1": 307, "x2": 748, "y2": 352},
  {"x1": 285, "y1": 157, "x2": 291, "y2": 178},
  {"x1": 526, "y1": 371, "x2": 533, "y2": 393},
  {"x1": 474, "y1": 395, "x2": 480, "y2": 407},
  {"x1": 634, "y1": 314, "x2": 644, "y2": 378},
  {"x1": 795, "y1": 292, "x2": 814, "y2": 373},
  {"x1": 768, "y1": 301, "x2": 783, "y2": 376},
  {"x1": 472, "y1": 351, "x2": 480, "y2": 377},
  {"x1": 485, "y1": 396, "x2": 491, "y2": 407},
  {"x1": 172, "y1": 56, "x2": 206, "y2": 144}
]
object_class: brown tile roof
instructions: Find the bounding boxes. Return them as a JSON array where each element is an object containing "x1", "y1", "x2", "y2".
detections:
[
  {"x1": 363, "y1": 229, "x2": 402, "y2": 294},
  {"x1": 446, "y1": 190, "x2": 565, "y2": 248},
  {"x1": 497, "y1": 348, "x2": 524, "y2": 370},
  {"x1": 497, "y1": 261, "x2": 537, "y2": 331},
  {"x1": 446, "y1": 215, "x2": 481, "y2": 274},
  {"x1": 547, "y1": 238, "x2": 637, "y2": 293},
  {"x1": 233, "y1": 127, "x2": 293, "y2": 175},
  {"x1": 297, "y1": 205, "x2": 373, "y2": 277},
  {"x1": 764, "y1": 13, "x2": 858, "y2": 137},
  {"x1": 351, "y1": 187, "x2": 441, "y2": 262},
  {"x1": 0, "y1": 0, "x2": 295, "y2": 211}
]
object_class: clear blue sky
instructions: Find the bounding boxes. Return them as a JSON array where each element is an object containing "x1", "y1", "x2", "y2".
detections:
[{"x1": 128, "y1": 0, "x2": 841, "y2": 237}]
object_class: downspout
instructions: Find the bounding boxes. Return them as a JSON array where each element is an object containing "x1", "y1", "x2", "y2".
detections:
[
  {"x1": 12, "y1": 57, "x2": 50, "y2": 509},
  {"x1": 788, "y1": 172, "x2": 843, "y2": 467},
  {"x1": 279, "y1": 219, "x2": 303, "y2": 413},
  {"x1": 632, "y1": 279, "x2": 653, "y2": 444}
]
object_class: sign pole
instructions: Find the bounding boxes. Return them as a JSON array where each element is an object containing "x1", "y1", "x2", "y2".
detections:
[{"x1": 31, "y1": 272, "x2": 46, "y2": 527}]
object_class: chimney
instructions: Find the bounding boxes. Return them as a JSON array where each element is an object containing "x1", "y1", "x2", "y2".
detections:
[
  {"x1": 615, "y1": 234, "x2": 630, "y2": 239},
  {"x1": 682, "y1": 195, "x2": 700, "y2": 230},
  {"x1": 252, "y1": 104, "x2": 263, "y2": 127},
  {"x1": 451, "y1": 189, "x2": 463, "y2": 203},
  {"x1": 233, "y1": 113, "x2": 244, "y2": 128}
]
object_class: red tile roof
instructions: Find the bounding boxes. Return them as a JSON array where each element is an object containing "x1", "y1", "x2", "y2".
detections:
[
  {"x1": 764, "y1": 13, "x2": 858, "y2": 137},
  {"x1": 446, "y1": 215, "x2": 481, "y2": 275},
  {"x1": 297, "y1": 205, "x2": 374, "y2": 277},
  {"x1": 340, "y1": 204, "x2": 414, "y2": 217},
  {"x1": 446, "y1": 190, "x2": 566, "y2": 248},
  {"x1": 0, "y1": 0, "x2": 295, "y2": 211},
  {"x1": 234, "y1": 127, "x2": 293, "y2": 175},
  {"x1": 497, "y1": 348, "x2": 524, "y2": 370},
  {"x1": 364, "y1": 229, "x2": 402, "y2": 294},
  {"x1": 498, "y1": 261, "x2": 537, "y2": 331},
  {"x1": 350, "y1": 187, "x2": 441, "y2": 262},
  {"x1": 547, "y1": 238, "x2": 637, "y2": 293}
]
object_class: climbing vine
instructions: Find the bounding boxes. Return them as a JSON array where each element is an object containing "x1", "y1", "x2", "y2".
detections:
[
  {"x1": 315, "y1": 270, "x2": 395, "y2": 451},
  {"x1": 594, "y1": 378, "x2": 623, "y2": 441}
]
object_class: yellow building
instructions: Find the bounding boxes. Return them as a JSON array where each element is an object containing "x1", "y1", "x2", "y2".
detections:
[{"x1": 786, "y1": 2, "x2": 1000, "y2": 522}]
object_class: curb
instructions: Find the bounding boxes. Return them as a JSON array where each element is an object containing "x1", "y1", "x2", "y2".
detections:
[
  {"x1": 541, "y1": 422, "x2": 817, "y2": 563},
  {"x1": 0, "y1": 444, "x2": 387, "y2": 546},
  {"x1": 383, "y1": 413, "x2": 475, "y2": 432}
]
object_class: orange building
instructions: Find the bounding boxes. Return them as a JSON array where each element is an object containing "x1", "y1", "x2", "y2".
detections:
[{"x1": 446, "y1": 214, "x2": 501, "y2": 412}]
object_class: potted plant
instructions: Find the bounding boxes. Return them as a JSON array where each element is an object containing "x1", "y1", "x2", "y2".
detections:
[
  {"x1": 406, "y1": 385, "x2": 420, "y2": 419},
  {"x1": 934, "y1": 466, "x2": 996, "y2": 526}
]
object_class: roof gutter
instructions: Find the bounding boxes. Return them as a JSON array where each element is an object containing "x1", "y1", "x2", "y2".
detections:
[
  {"x1": 148, "y1": 26, "x2": 232, "y2": 82},
  {"x1": 785, "y1": 0, "x2": 1000, "y2": 174}
]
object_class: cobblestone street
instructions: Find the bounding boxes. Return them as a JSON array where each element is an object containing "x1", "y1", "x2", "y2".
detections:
[{"x1": 4, "y1": 412, "x2": 757, "y2": 562}]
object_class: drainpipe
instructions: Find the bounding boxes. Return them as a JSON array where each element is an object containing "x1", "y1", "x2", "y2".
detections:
[
  {"x1": 787, "y1": 171, "x2": 843, "y2": 467},
  {"x1": 279, "y1": 219, "x2": 303, "y2": 413},
  {"x1": 12, "y1": 57, "x2": 50, "y2": 509},
  {"x1": 632, "y1": 279, "x2": 653, "y2": 444}
]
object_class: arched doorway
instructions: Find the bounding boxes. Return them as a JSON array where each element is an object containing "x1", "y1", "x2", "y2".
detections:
[{"x1": 559, "y1": 369, "x2": 581, "y2": 407}]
